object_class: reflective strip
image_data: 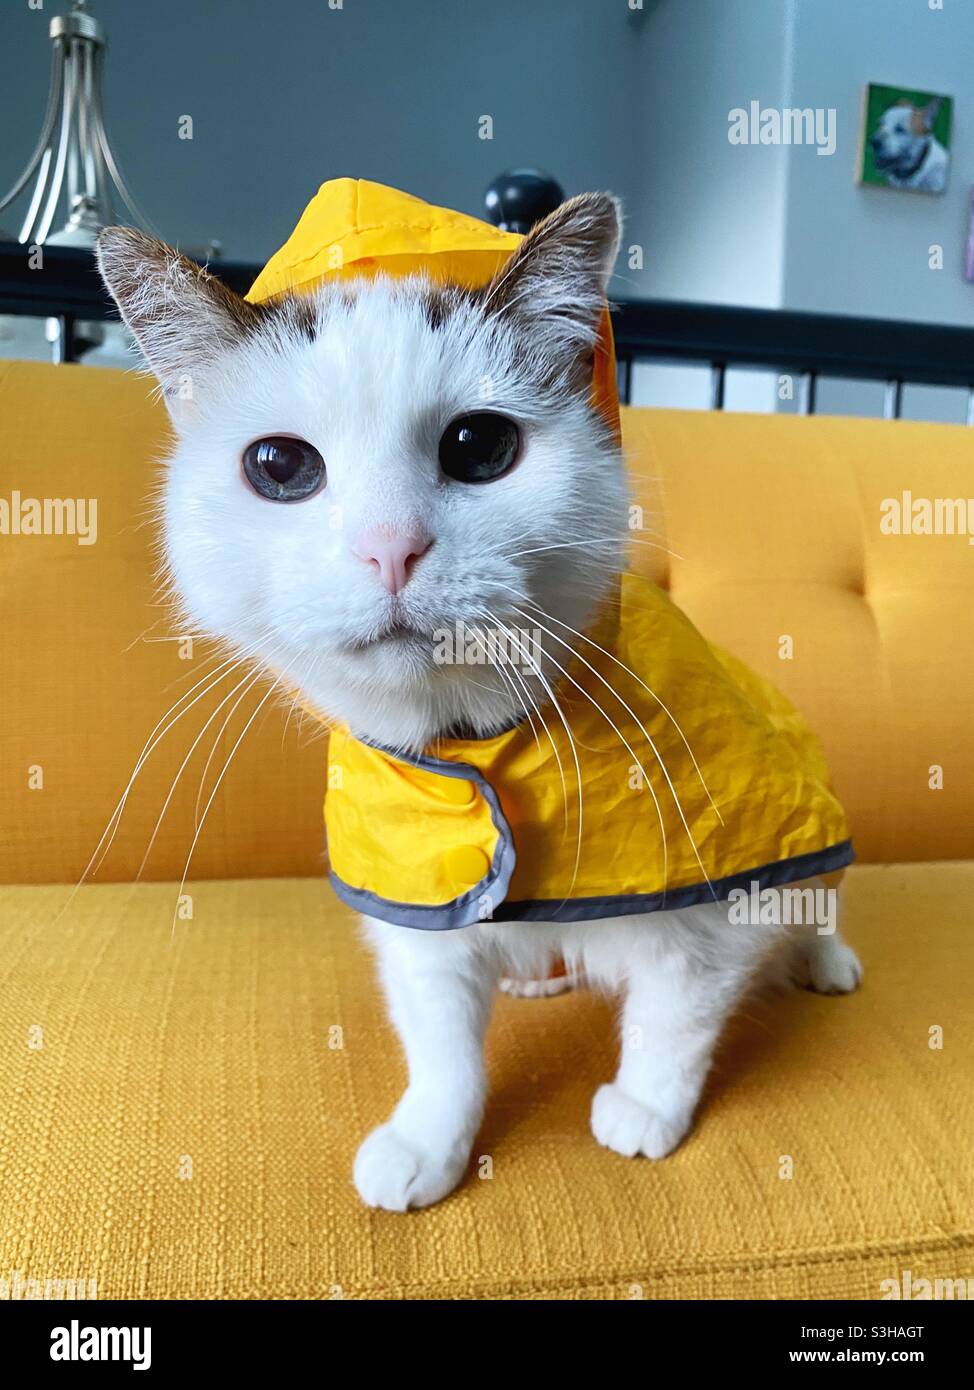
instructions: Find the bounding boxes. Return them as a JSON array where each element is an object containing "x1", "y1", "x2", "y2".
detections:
[{"x1": 329, "y1": 839, "x2": 855, "y2": 931}]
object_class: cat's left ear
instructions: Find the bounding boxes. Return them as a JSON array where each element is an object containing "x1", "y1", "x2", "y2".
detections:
[
  {"x1": 481, "y1": 192, "x2": 622, "y2": 365},
  {"x1": 96, "y1": 226, "x2": 260, "y2": 428}
]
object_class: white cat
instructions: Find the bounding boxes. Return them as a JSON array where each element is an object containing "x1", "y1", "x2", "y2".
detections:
[{"x1": 97, "y1": 193, "x2": 861, "y2": 1212}]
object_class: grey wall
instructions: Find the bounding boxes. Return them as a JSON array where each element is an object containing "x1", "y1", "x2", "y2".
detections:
[
  {"x1": 624, "y1": 0, "x2": 794, "y2": 411},
  {"x1": 0, "y1": 0, "x2": 643, "y2": 263},
  {"x1": 4, "y1": 0, "x2": 972, "y2": 419},
  {"x1": 626, "y1": 0, "x2": 793, "y2": 310}
]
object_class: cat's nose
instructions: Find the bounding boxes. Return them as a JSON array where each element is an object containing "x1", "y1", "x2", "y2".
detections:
[{"x1": 352, "y1": 528, "x2": 432, "y2": 595}]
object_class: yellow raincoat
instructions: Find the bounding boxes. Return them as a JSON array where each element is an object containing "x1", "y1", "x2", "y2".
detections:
[{"x1": 248, "y1": 179, "x2": 853, "y2": 930}]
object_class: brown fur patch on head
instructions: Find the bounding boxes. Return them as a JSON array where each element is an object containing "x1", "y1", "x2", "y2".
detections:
[
  {"x1": 261, "y1": 276, "x2": 475, "y2": 342},
  {"x1": 420, "y1": 282, "x2": 473, "y2": 331},
  {"x1": 255, "y1": 287, "x2": 322, "y2": 342}
]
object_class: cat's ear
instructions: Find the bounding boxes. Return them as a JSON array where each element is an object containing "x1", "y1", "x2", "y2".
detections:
[
  {"x1": 96, "y1": 226, "x2": 260, "y2": 425},
  {"x1": 481, "y1": 192, "x2": 622, "y2": 365}
]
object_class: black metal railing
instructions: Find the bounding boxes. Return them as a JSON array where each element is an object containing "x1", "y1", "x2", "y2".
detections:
[
  {"x1": 0, "y1": 240, "x2": 256, "y2": 364},
  {"x1": 3, "y1": 239, "x2": 974, "y2": 422},
  {"x1": 611, "y1": 297, "x2": 974, "y2": 422}
]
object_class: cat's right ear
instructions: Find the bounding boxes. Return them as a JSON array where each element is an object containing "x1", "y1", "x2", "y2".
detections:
[
  {"x1": 480, "y1": 192, "x2": 622, "y2": 370},
  {"x1": 96, "y1": 226, "x2": 260, "y2": 428}
]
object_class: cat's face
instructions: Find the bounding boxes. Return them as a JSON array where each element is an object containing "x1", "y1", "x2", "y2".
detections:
[{"x1": 97, "y1": 194, "x2": 627, "y2": 751}]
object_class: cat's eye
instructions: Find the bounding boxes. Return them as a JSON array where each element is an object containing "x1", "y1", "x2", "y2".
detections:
[
  {"x1": 438, "y1": 413, "x2": 520, "y2": 484},
  {"x1": 242, "y1": 436, "x2": 326, "y2": 501}
]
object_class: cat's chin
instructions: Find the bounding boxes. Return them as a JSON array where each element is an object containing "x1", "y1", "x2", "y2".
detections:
[
  {"x1": 294, "y1": 649, "x2": 527, "y2": 753},
  {"x1": 341, "y1": 631, "x2": 440, "y2": 686}
]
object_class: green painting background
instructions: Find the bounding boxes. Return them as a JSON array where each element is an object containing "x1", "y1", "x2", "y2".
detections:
[{"x1": 859, "y1": 84, "x2": 953, "y2": 187}]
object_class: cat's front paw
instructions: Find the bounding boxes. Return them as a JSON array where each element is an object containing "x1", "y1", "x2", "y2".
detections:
[
  {"x1": 795, "y1": 936, "x2": 863, "y2": 995},
  {"x1": 353, "y1": 1123, "x2": 468, "y2": 1211},
  {"x1": 591, "y1": 1082, "x2": 692, "y2": 1161}
]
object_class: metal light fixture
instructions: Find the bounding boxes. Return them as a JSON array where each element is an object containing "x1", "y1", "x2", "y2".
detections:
[{"x1": 0, "y1": 0, "x2": 155, "y2": 249}]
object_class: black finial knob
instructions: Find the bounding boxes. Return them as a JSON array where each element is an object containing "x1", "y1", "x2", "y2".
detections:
[{"x1": 484, "y1": 169, "x2": 565, "y2": 234}]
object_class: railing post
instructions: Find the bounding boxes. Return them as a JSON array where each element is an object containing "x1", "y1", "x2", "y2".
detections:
[
  {"x1": 883, "y1": 380, "x2": 903, "y2": 420},
  {"x1": 710, "y1": 363, "x2": 726, "y2": 411},
  {"x1": 618, "y1": 356, "x2": 633, "y2": 406},
  {"x1": 799, "y1": 371, "x2": 818, "y2": 416},
  {"x1": 49, "y1": 313, "x2": 75, "y2": 364}
]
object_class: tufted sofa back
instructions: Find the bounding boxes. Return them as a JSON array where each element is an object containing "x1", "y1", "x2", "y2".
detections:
[{"x1": 622, "y1": 407, "x2": 974, "y2": 865}]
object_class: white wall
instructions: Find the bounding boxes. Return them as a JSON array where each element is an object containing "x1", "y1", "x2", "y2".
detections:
[
  {"x1": 783, "y1": 0, "x2": 973, "y2": 326},
  {"x1": 629, "y1": 0, "x2": 974, "y2": 421},
  {"x1": 626, "y1": 0, "x2": 790, "y2": 309},
  {"x1": 780, "y1": 0, "x2": 974, "y2": 421},
  {"x1": 626, "y1": 0, "x2": 793, "y2": 412}
]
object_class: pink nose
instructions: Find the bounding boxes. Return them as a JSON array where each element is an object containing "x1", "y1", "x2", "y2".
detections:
[{"x1": 352, "y1": 528, "x2": 432, "y2": 595}]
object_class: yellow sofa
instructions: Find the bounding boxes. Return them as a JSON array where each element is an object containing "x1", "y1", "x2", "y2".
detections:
[{"x1": 1, "y1": 358, "x2": 972, "y2": 1300}]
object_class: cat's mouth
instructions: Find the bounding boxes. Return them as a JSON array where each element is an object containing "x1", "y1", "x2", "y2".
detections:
[{"x1": 345, "y1": 618, "x2": 432, "y2": 655}]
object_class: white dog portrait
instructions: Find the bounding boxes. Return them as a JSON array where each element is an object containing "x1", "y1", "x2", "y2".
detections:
[{"x1": 860, "y1": 84, "x2": 952, "y2": 195}]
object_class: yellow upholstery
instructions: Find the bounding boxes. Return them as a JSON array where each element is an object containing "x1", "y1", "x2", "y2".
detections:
[
  {"x1": 1, "y1": 358, "x2": 973, "y2": 1298},
  {"x1": 3, "y1": 360, "x2": 973, "y2": 885},
  {"x1": 0, "y1": 360, "x2": 326, "y2": 886},
  {"x1": 0, "y1": 866, "x2": 971, "y2": 1300}
]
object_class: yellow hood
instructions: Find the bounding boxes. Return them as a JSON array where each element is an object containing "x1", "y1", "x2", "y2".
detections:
[{"x1": 246, "y1": 177, "x2": 620, "y2": 437}]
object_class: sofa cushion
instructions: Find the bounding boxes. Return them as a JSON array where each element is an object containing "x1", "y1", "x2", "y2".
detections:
[{"x1": 1, "y1": 862, "x2": 970, "y2": 1299}]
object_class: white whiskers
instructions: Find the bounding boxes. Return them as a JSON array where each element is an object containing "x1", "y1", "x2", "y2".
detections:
[{"x1": 170, "y1": 670, "x2": 284, "y2": 936}]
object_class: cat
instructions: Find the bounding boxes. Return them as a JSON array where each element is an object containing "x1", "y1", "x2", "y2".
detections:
[{"x1": 97, "y1": 192, "x2": 862, "y2": 1212}]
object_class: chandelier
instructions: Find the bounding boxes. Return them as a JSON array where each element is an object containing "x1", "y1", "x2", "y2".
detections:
[{"x1": 0, "y1": 0, "x2": 155, "y2": 248}]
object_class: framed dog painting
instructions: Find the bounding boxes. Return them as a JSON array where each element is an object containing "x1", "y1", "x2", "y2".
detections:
[{"x1": 858, "y1": 83, "x2": 953, "y2": 194}]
